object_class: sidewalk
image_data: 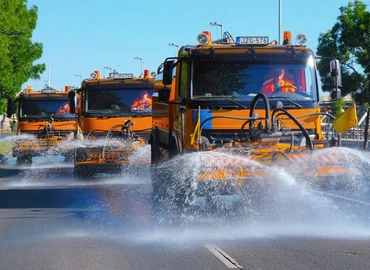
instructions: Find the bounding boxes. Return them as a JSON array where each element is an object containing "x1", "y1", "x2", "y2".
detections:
[
  {"x1": 0, "y1": 130, "x2": 15, "y2": 138},
  {"x1": 340, "y1": 139, "x2": 369, "y2": 150},
  {"x1": 0, "y1": 129, "x2": 14, "y2": 134}
]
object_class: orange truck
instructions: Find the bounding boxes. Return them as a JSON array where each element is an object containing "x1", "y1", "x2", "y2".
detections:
[
  {"x1": 74, "y1": 69, "x2": 154, "y2": 176},
  {"x1": 150, "y1": 30, "x2": 349, "y2": 208},
  {"x1": 7, "y1": 86, "x2": 77, "y2": 164}
]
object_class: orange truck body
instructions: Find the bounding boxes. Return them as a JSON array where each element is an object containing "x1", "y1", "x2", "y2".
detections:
[
  {"x1": 12, "y1": 86, "x2": 77, "y2": 164},
  {"x1": 74, "y1": 70, "x2": 154, "y2": 176},
  {"x1": 150, "y1": 30, "x2": 349, "y2": 207}
]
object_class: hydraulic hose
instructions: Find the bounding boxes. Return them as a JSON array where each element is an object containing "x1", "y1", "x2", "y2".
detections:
[
  {"x1": 272, "y1": 108, "x2": 313, "y2": 151},
  {"x1": 249, "y1": 93, "x2": 271, "y2": 131}
]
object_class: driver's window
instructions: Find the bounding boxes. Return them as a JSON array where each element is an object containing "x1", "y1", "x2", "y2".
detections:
[
  {"x1": 304, "y1": 66, "x2": 313, "y2": 96},
  {"x1": 260, "y1": 67, "x2": 296, "y2": 94}
]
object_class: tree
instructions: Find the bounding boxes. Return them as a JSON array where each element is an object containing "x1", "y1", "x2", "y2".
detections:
[
  {"x1": 316, "y1": 0, "x2": 370, "y2": 149},
  {"x1": 317, "y1": 0, "x2": 370, "y2": 96},
  {"x1": 0, "y1": 1, "x2": 45, "y2": 112}
]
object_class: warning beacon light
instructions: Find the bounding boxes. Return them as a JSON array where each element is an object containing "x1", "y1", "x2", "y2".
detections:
[{"x1": 283, "y1": 31, "x2": 292, "y2": 45}]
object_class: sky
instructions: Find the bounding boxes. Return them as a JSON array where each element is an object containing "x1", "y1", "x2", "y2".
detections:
[{"x1": 24, "y1": 0, "x2": 361, "y2": 91}]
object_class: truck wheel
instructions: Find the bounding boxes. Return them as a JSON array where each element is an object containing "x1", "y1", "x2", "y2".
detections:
[
  {"x1": 16, "y1": 155, "x2": 32, "y2": 165},
  {"x1": 75, "y1": 148, "x2": 87, "y2": 162},
  {"x1": 74, "y1": 165, "x2": 93, "y2": 179},
  {"x1": 151, "y1": 141, "x2": 160, "y2": 164},
  {"x1": 64, "y1": 152, "x2": 74, "y2": 162},
  {"x1": 150, "y1": 132, "x2": 161, "y2": 164}
]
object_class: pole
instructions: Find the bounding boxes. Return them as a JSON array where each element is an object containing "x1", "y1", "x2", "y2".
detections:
[
  {"x1": 364, "y1": 111, "x2": 369, "y2": 150},
  {"x1": 48, "y1": 60, "x2": 50, "y2": 88},
  {"x1": 278, "y1": 0, "x2": 282, "y2": 44}
]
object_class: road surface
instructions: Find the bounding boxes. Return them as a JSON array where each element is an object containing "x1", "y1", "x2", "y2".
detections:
[{"x1": 0, "y1": 154, "x2": 370, "y2": 269}]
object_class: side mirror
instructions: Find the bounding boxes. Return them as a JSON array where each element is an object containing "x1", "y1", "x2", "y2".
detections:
[
  {"x1": 158, "y1": 88, "x2": 170, "y2": 102},
  {"x1": 163, "y1": 60, "x2": 174, "y2": 85},
  {"x1": 330, "y1": 59, "x2": 342, "y2": 88},
  {"x1": 68, "y1": 90, "x2": 76, "y2": 113},
  {"x1": 68, "y1": 90, "x2": 76, "y2": 99}
]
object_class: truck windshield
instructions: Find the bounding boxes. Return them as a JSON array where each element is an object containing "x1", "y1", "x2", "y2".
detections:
[
  {"x1": 20, "y1": 100, "x2": 71, "y2": 117},
  {"x1": 192, "y1": 60, "x2": 318, "y2": 101},
  {"x1": 86, "y1": 89, "x2": 153, "y2": 114}
]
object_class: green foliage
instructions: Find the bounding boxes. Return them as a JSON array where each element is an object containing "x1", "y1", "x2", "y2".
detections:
[
  {"x1": 0, "y1": 141, "x2": 12, "y2": 156},
  {"x1": 0, "y1": 99, "x2": 6, "y2": 116},
  {"x1": 316, "y1": 0, "x2": 370, "y2": 106},
  {"x1": 332, "y1": 96, "x2": 345, "y2": 117},
  {"x1": 0, "y1": 1, "x2": 45, "y2": 101}
]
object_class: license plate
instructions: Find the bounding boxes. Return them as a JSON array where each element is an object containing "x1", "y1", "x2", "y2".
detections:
[{"x1": 236, "y1": 36, "x2": 269, "y2": 45}]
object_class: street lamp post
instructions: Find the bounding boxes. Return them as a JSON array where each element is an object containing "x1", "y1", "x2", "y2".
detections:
[
  {"x1": 104, "y1": 66, "x2": 112, "y2": 78},
  {"x1": 168, "y1": 43, "x2": 179, "y2": 56},
  {"x1": 75, "y1": 74, "x2": 82, "y2": 84},
  {"x1": 278, "y1": 0, "x2": 282, "y2": 44},
  {"x1": 209, "y1": 21, "x2": 223, "y2": 39},
  {"x1": 134, "y1": 57, "x2": 144, "y2": 76}
]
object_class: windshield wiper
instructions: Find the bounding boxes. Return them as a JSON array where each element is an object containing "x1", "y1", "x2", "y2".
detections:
[
  {"x1": 268, "y1": 96, "x2": 303, "y2": 109},
  {"x1": 225, "y1": 98, "x2": 247, "y2": 109},
  {"x1": 87, "y1": 112, "x2": 118, "y2": 118},
  {"x1": 132, "y1": 111, "x2": 152, "y2": 117},
  {"x1": 194, "y1": 96, "x2": 247, "y2": 109},
  {"x1": 97, "y1": 113, "x2": 119, "y2": 118},
  {"x1": 52, "y1": 114, "x2": 76, "y2": 121}
]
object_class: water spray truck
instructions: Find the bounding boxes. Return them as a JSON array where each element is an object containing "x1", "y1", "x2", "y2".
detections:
[
  {"x1": 74, "y1": 69, "x2": 154, "y2": 176},
  {"x1": 150, "y1": 30, "x2": 350, "y2": 208},
  {"x1": 6, "y1": 86, "x2": 77, "y2": 164}
]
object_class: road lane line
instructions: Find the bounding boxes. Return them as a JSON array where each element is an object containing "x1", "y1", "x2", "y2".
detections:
[
  {"x1": 204, "y1": 244, "x2": 243, "y2": 269},
  {"x1": 315, "y1": 190, "x2": 370, "y2": 206}
]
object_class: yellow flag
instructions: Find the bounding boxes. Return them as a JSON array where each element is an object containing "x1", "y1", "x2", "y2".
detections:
[
  {"x1": 191, "y1": 106, "x2": 201, "y2": 145},
  {"x1": 77, "y1": 126, "x2": 84, "y2": 140},
  {"x1": 332, "y1": 102, "x2": 358, "y2": 135}
]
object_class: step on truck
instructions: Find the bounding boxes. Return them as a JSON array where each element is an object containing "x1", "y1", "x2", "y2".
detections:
[
  {"x1": 150, "y1": 30, "x2": 351, "y2": 209},
  {"x1": 74, "y1": 69, "x2": 154, "y2": 177},
  {"x1": 7, "y1": 86, "x2": 77, "y2": 164}
]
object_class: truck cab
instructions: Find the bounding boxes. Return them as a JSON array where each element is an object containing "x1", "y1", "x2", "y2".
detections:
[
  {"x1": 151, "y1": 30, "x2": 343, "y2": 208},
  {"x1": 8, "y1": 86, "x2": 77, "y2": 164},
  {"x1": 74, "y1": 70, "x2": 155, "y2": 176}
]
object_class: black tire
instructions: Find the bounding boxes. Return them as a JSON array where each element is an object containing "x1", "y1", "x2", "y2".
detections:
[
  {"x1": 64, "y1": 152, "x2": 74, "y2": 162},
  {"x1": 169, "y1": 137, "x2": 178, "y2": 158},
  {"x1": 74, "y1": 165, "x2": 93, "y2": 179},
  {"x1": 16, "y1": 155, "x2": 32, "y2": 165},
  {"x1": 75, "y1": 148, "x2": 87, "y2": 162},
  {"x1": 150, "y1": 127, "x2": 162, "y2": 163}
]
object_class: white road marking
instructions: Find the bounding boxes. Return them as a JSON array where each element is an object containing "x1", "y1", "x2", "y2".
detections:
[
  {"x1": 315, "y1": 190, "x2": 370, "y2": 206},
  {"x1": 204, "y1": 244, "x2": 243, "y2": 269}
]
